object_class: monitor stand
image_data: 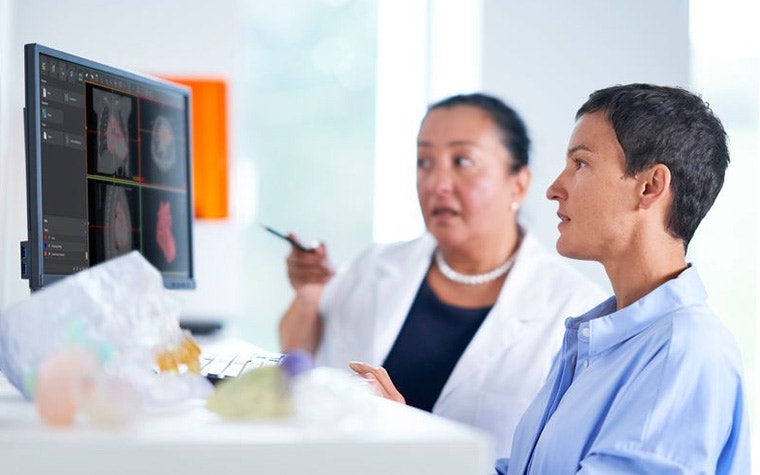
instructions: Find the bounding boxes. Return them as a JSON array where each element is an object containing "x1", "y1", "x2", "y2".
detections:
[{"x1": 179, "y1": 319, "x2": 224, "y2": 336}]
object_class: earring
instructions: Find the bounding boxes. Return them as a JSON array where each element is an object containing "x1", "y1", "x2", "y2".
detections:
[{"x1": 511, "y1": 202, "x2": 520, "y2": 212}]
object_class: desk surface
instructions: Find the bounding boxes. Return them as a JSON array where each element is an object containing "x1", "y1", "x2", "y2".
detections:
[{"x1": 0, "y1": 370, "x2": 494, "y2": 475}]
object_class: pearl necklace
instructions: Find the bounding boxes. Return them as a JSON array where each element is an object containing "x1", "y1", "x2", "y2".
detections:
[{"x1": 434, "y1": 249, "x2": 516, "y2": 285}]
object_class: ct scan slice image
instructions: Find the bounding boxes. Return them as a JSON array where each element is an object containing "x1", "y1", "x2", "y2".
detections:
[
  {"x1": 93, "y1": 88, "x2": 134, "y2": 177},
  {"x1": 156, "y1": 200, "x2": 176, "y2": 264},
  {"x1": 150, "y1": 115, "x2": 177, "y2": 173},
  {"x1": 104, "y1": 184, "x2": 134, "y2": 259}
]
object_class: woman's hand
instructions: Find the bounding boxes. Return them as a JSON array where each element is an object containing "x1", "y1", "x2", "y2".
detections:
[
  {"x1": 349, "y1": 362, "x2": 406, "y2": 404},
  {"x1": 286, "y1": 236, "x2": 334, "y2": 292}
]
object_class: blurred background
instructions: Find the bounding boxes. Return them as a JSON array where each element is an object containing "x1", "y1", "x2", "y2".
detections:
[{"x1": 0, "y1": 0, "x2": 756, "y2": 463}]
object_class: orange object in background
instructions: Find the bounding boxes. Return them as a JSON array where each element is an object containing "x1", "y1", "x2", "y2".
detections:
[{"x1": 162, "y1": 77, "x2": 229, "y2": 219}]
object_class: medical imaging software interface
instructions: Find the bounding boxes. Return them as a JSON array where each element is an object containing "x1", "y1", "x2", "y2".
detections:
[{"x1": 36, "y1": 53, "x2": 191, "y2": 279}]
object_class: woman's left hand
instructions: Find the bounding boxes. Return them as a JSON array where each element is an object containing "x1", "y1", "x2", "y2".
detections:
[{"x1": 348, "y1": 362, "x2": 406, "y2": 405}]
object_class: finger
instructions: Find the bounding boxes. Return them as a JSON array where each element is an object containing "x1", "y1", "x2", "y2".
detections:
[
  {"x1": 288, "y1": 255, "x2": 331, "y2": 272},
  {"x1": 287, "y1": 252, "x2": 324, "y2": 266},
  {"x1": 373, "y1": 366, "x2": 405, "y2": 404},
  {"x1": 287, "y1": 256, "x2": 332, "y2": 276},
  {"x1": 286, "y1": 233, "x2": 307, "y2": 251},
  {"x1": 289, "y1": 266, "x2": 331, "y2": 280},
  {"x1": 349, "y1": 364, "x2": 387, "y2": 397},
  {"x1": 348, "y1": 361, "x2": 375, "y2": 375},
  {"x1": 349, "y1": 362, "x2": 405, "y2": 404},
  {"x1": 353, "y1": 373, "x2": 383, "y2": 397},
  {"x1": 288, "y1": 268, "x2": 333, "y2": 287}
]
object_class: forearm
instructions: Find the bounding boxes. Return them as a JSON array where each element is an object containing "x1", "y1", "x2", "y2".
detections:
[{"x1": 278, "y1": 293, "x2": 324, "y2": 354}]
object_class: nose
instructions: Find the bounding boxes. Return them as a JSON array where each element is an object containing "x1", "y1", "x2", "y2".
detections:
[
  {"x1": 546, "y1": 171, "x2": 565, "y2": 202},
  {"x1": 421, "y1": 164, "x2": 454, "y2": 195}
]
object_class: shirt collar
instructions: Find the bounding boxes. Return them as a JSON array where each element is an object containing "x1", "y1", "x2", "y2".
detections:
[{"x1": 565, "y1": 265, "x2": 707, "y2": 356}]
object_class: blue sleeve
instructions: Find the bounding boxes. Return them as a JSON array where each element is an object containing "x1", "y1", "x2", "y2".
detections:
[{"x1": 494, "y1": 457, "x2": 509, "y2": 475}]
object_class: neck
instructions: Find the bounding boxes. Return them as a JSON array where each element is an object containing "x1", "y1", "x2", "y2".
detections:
[
  {"x1": 603, "y1": 234, "x2": 686, "y2": 310},
  {"x1": 438, "y1": 222, "x2": 521, "y2": 274}
]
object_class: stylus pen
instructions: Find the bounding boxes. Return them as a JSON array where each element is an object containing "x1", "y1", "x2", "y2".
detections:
[{"x1": 262, "y1": 224, "x2": 317, "y2": 252}]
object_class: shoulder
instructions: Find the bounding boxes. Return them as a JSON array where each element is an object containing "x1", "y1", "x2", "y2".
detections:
[
  {"x1": 318, "y1": 234, "x2": 433, "y2": 335},
  {"x1": 621, "y1": 305, "x2": 747, "y2": 465},
  {"x1": 621, "y1": 303, "x2": 746, "y2": 416},
  {"x1": 667, "y1": 305, "x2": 744, "y2": 374},
  {"x1": 344, "y1": 234, "x2": 435, "y2": 270},
  {"x1": 324, "y1": 234, "x2": 433, "y2": 292},
  {"x1": 657, "y1": 267, "x2": 743, "y2": 368}
]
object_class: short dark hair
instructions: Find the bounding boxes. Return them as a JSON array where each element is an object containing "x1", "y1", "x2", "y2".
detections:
[
  {"x1": 428, "y1": 93, "x2": 530, "y2": 173},
  {"x1": 577, "y1": 84, "x2": 729, "y2": 247}
]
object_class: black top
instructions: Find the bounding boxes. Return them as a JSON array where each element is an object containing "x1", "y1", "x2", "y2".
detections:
[{"x1": 382, "y1": 277, "x2": 492, "y2": 412}]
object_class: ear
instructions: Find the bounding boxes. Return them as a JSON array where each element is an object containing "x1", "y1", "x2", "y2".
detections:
[
  {"x1": 510, "y1": 166, "x2": 531, "y2": 203},
  {"x1": 638, "y1": 164, "x2": 671, "y2": 209}
]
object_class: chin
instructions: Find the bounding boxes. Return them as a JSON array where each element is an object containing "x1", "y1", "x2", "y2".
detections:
[
  {"x1": 556, "y1": 238, "x2": 586, "y2": 260},
  {"x1": 430, "y1": 228, "x2": 465, "y2": 248}
]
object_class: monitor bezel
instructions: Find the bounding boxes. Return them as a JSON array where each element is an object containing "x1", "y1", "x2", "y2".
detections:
[{"x1": 23, "y1": 43, "x2": 196, "y2": 291}]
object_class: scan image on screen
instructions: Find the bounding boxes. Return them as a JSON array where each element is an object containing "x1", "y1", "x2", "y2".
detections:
[
  {"x1": 24, "y1": 44, "x2": 195, "y2": 290},
  {"x1": 87, "y1": 181, "x2": 140, "y2": 264},
  {"x1": 152, "y1": 116, "x2": 176, "y2": 172},
  {"x1": 141, "y1": 187, "x2": 190, "y2": 274},
  {"x1": 156, "y1": 200, "x2": 176, "y2": 264},
  {"x1": 104, "y1": 185, "x2": 135, "y2": 258},
  {"x1": 140, "y1": 98, "x2": 187, "y2": 189},
  {"x1": 87, "y1": 85, "x2": 138, "y2": 178}
]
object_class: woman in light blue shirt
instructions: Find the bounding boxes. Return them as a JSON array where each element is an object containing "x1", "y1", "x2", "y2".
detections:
[{"x1": 497, "y1": 84, "x2": 750, "y2": 474}]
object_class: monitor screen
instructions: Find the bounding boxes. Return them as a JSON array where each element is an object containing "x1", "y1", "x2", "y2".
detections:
[{"x1": 23, "y1": 43, "x2": 195, "y2": 290}]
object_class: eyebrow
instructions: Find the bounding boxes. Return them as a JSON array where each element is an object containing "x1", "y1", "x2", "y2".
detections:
[
  {"x1": 567, "y1": 144, "x2": 592, "y2": 155},
  {"x1": 418, "y1": 140, "x2": 479, "y2": 147}
]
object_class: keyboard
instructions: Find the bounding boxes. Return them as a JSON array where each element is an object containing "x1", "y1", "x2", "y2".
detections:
[{"x1": 200, "y1": 349, "x2": 284, "y2": 384}]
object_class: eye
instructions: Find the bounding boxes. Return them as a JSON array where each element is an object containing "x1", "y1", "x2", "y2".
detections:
[
  {"x1": 454, "y1": 156, "x2": 474, "y2": 167},
  {"x1": 417, "y1": 157, "x2": 431, "y2": 170},
  {"x1": 573, "y1": 158, "x2": 587, "y2": 170}
]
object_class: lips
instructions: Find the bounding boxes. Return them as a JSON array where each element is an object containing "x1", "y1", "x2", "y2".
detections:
[
  {"x1": 556, "y1": 212, "x2": 570, "y2": 230},
  {"x1": 432, "y1": 206, "x2": 459, "y2": 217}
]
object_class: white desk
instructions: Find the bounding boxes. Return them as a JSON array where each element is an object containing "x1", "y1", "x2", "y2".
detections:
[{"x1": 0, "y1": 371, "x2": 494, "y2": 475}]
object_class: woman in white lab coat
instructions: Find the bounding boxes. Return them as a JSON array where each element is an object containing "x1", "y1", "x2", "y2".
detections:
[{"x1": 279, "y1": 93, "x2": 604, "y2": 457}]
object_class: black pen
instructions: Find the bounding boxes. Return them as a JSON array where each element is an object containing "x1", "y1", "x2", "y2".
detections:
[{"x1": 262, "y1": 224, "x2": 317, "y2": 252}]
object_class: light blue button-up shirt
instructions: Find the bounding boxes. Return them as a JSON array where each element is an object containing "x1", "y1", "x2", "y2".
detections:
[{"x1": 496, "y1": 266, "x2": 750, "y2": 474}]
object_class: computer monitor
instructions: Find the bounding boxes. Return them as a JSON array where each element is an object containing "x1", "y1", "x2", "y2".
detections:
[{"x1": 22, "y1": 43, "x2": 195, "y2": 291}]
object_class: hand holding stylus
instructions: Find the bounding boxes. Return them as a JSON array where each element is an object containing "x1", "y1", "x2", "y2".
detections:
[
  {"x1": 286, "y1": 239, "x2": 334, "y2": 290},
  {"x1": 263, "y1": 225, "x2": 334, "y2": 290},
  {"x1": 262, "y1": 225, "x2": 318, "y2": 253}
]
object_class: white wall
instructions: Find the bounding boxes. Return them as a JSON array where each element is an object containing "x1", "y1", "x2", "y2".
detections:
[
  {"x1": 373, "y1": 0, "x2": 487, "y2": 244},
  {"x1": 0, "y1": 0, "x2": 26, "y2": 310}
]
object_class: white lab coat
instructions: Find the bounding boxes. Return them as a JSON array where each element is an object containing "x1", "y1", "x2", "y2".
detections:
[{"x1": 316, "y1": 230, "x2": 606, "y2": 457}]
